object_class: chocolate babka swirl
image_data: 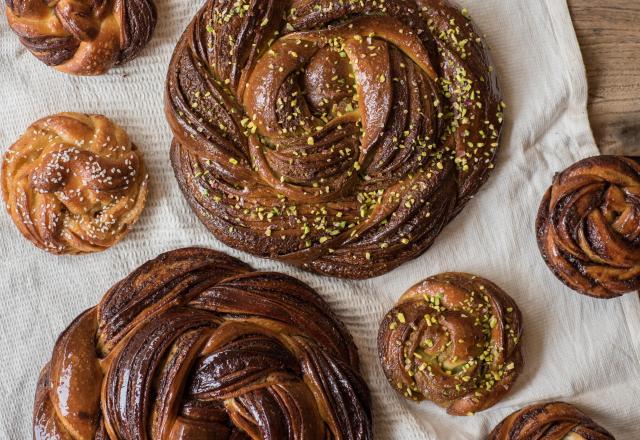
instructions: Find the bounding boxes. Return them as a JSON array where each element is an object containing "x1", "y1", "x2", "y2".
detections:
[
  {"x1": 536, "y1": 155, "x2": 640, "y2": 299},
  {"x1": 378, "y1": 273, "x2": 523, "y2": 416},
  {"x1": 33, "y1": 247, "x2": 372, "y2": 439},
  {"x1": 1, "y1": 113, "x2": 148, "y2": 255},
  {"x1": 5, "y1": 0, "x2": 156, "y2": 75},
  {"x1": 487, "y1": 401, "x2": 615, "y2": 440},
  {"x1": 165, "y1": 0, "x2": 504, "y2": 279}
]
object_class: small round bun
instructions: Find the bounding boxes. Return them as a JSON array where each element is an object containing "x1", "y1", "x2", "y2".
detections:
[
  {"x1": 378, "y1": 272, "x2": 523, "y2": 416},
  {"x1": 487, "y1": 401, "x2": 615, "y2": 440},
  {"x1": 1, "y1": 113, "x2": 148, "y2": 254},
  {"x1": 5, "y1": 0, "x2": 156, "y2": 75},
  {"x1": 536, "y1": 155, "x2": 640, "y2": 298}
]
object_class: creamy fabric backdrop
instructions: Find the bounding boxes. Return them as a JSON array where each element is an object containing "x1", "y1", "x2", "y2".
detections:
[{"x1": 1, "y1": 0, "x2": 639, "y2": 438}]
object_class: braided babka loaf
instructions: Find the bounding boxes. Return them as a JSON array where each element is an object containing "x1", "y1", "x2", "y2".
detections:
[
  {"x1": 33, "y1": 247, "x2": 372, "y2": 439},
  {"x1": 165, "y1": 0, "x2": 504, "y2": 279}
]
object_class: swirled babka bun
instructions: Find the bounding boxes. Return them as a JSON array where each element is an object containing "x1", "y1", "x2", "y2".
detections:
[
  {"x1": 378, "y1": 273, "x2": 523, "y2": 416},
  {"x1": 487, "y1": 401, "x2": 615, "y2": 440},
  {"x1": 536, "y1": 155, "x2": 640, "y2": 298},
  {"x1": 5, "y1": 0, "x2": 156, "y2": 75}
]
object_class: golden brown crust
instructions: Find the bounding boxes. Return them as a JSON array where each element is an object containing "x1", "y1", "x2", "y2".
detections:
[
  {"x1": 487, "y1": 401, "x2": 615, "y2": 440},
  {"x1": 33, "y1": 247, "x2": 372, "y2": 439},
  {"x1": 165, "y1": 0, "x2": 504, "y2": 279},
  {"x1": 1, "y1": 113, "x2": 148, "y2": 255},
  {"x1": 377, "y1": 273, "x2": 523, "y2": 416},
  {"x1": 5, "y1": 0, "x2": 156, "y2": 75},
  {"x1": 536, "y1": 155, "x2": 640, "y2": 299}
]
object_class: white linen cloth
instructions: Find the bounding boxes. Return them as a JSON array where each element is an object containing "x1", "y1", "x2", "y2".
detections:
[{"x1": 1, "y1": 0, "x2": 639, "y2": 438}]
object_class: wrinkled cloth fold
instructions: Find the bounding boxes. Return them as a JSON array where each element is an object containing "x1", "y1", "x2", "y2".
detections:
[{"x1": 0, "y1": 0, "x2": 638, "y2": 438}]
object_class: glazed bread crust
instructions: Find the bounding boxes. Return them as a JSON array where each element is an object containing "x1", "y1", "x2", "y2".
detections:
[{"x1": 487, "y1": 401, "x2": 615, "y2": 440}]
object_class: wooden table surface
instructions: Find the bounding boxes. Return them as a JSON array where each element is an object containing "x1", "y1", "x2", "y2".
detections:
[{"x1": 568, "y1": 0, "x2": 640, "y2": 155}]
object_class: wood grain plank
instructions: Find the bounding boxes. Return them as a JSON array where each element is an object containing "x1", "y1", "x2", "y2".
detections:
[{"x1": 568, "y1": 0, "x2": 640, "y2": 155}]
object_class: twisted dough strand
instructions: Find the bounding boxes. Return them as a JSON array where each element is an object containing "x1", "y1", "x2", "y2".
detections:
[
  {"x1": 487, "y1": 401, "x2": 615, "y2": 440},
  {"x1": 5, "y1": 0, "x2": 156, "y2": 75},
  {"x1": 33, "y1": 247, "x2": 372, "y2": 439},
  {"x1": 165, "y1": 0, "x2": 504, "y2": 279},
  {"x1": 536, "y1": 155, "x2": 640, "y2": 298},
  {"x1": 378, "y1": 273, "x2": 523, "y2": 416}
]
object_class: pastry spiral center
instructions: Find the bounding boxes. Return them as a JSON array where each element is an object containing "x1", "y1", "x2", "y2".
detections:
[{"x1": 241, "y1": 16, "x2": 441, "y2": 206}]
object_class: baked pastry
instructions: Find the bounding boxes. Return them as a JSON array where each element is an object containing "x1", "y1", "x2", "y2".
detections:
[
  {"x1": 165, "y1": 0, "x2": 504, "y2": 279},
  {"x1": 1, "y1": 113, "x2": 148, "y2": 254},
  {"x1": 487, "y1": 401, "x2": 615, "y2": 440},
  {"x1": 536, "y1": 155, "x2": 640, "y2": 299},
  {"x1": 378, "y1": 272, "x2": 523, "y2": 416},
  {"x1": 33, "y1": 247, "x2": 372, "y2": 439},
  {"x1": 5, "y1": 0, "x2": 156, "y2": 75}
]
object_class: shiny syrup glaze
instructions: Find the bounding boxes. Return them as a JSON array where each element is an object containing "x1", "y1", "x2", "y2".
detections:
[
  {"x1": 536, "y1": 155, "x2": 640, "y2": 299},
  {"x1": 5, "y1": 0, "x2": 156, "y2": 75},
  {"x1": 33, "y1": 247, "x2": 372, "y2": 439},
  {"x1": 378, "y1": 272, "x2": 523, "y2": 416},
  {"x1": 1, "y1": 113, "x2": 148, "y2": 255},
  {"x1": 165, "y1": 0, "x2": 504, "y2": 279},
  {"x1": 487, "y1": 401, "x2": 615, "y2": 440}
]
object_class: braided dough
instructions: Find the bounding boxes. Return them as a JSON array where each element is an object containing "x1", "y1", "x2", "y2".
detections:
[
  {"x1": 5, "y1": 0, "x2": 156, "y2": 75},
  {"x1": 378, "y1": 272, "x2": 523, "y2": 416},
  {"x1": 165, "y1": 0, "x2": 504, "y2": 279},
  {"x1": 487, "y1": 401, "x2": 615, "y2": 440},
  {"x1": 536, "y1": 155, "x2": 640, "y2": 298},
  {"x1": 1, "y1": 113, "x2": 148, "y2": 254},
  {"x1": 33, "y1": 247, "x2": 372, "y2": 439}
]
